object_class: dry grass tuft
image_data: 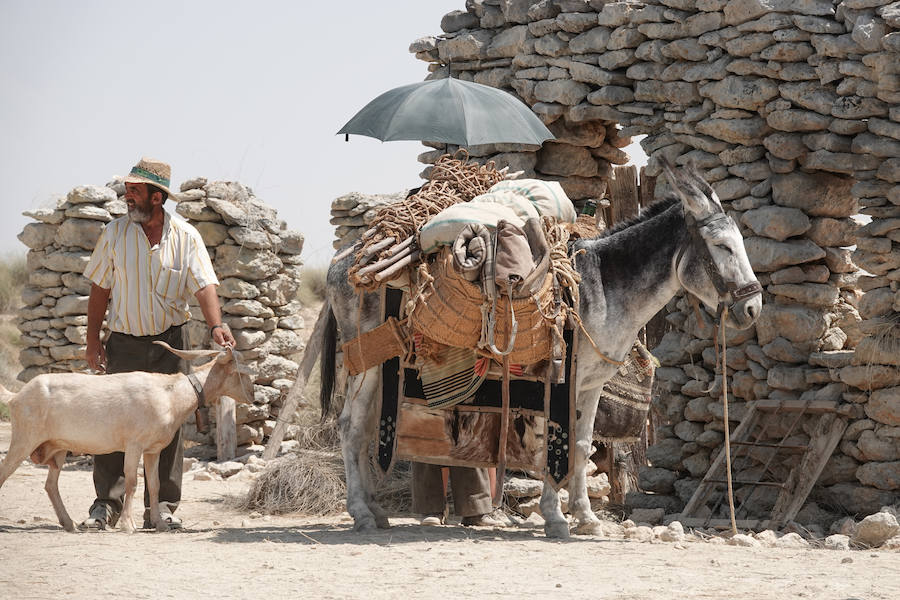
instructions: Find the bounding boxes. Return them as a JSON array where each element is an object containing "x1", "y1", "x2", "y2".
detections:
[
  {"x1": 237, "y1": 418, "x2": 412, "y2": 516},
  {"x1": 241, "y1": 449, "x2": 347, "y2": 515},
  {"x1": 296, "y1": 264, "x2": 327, "y2": 307}
]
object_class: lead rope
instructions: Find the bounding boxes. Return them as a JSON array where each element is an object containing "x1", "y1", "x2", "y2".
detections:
[{"x1": 718, "y1": 304, "x2": 738, "y2": 535}]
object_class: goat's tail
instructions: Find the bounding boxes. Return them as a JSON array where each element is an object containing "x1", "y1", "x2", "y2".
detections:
[
  {"x1": 319, "y1": 303, "x2": 338, "y2": 422},
  {"x1": 0, "y1": 383, "x2": 13, "y2": 404}
]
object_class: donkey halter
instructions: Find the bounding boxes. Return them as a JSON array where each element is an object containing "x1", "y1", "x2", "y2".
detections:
[{"x1": 675, "y1": 211, "x2": 762, "y2": 316}]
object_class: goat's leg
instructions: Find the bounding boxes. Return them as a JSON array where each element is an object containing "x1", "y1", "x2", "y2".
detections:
[
  {"x1": 540, "y1": 480, "x2": 570, "y2": 538},
  {"x1": 43, "y1": 451, "x2": 75, "y2": 532},
  {"x1": 143, "y1": 452, "x2": 166, "y2": 532},
  {"x1": 119, "y1": 448, "x2": 140, "y2": 533},
  {"x1": 570, "y1": 389, "x2": 604, "y2": 535},
  {"x1": 0, "y1": 431, "x2": 34, "y2": 488},
  {"x1": 338, "y1": 370, "x2": 379, "y2": 532}
]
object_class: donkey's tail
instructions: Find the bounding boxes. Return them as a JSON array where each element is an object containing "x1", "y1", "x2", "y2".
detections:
[{"x1": 319, "y1": 302, "x2": 338, "y2": 422}]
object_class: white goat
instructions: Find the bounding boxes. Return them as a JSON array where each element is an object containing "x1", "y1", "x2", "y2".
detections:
[{"x1": 0, "y1": 341, "x2": 253, "y2": 533}]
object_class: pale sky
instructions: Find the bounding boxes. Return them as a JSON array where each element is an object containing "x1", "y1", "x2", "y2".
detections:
[{"x1": 0, "y1": 0, "x2": 464, "y2": 265}]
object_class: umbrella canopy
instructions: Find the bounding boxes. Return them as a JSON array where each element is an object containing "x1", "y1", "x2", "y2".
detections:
[{"x1": 337, "y1": 77, "x2": 554, "y2": 147}]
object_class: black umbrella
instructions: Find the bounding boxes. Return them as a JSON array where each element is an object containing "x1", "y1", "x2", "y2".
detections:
[{"x1": 338, "y1": 77, "x2": 554, "y2": 147}]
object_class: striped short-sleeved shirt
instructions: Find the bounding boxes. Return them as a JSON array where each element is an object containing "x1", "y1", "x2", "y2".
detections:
[{"x1": 83, "y1": 211, "x2": 219, "y2": 336}]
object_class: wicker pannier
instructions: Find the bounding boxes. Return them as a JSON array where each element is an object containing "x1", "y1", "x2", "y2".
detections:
[
  {"x1": 342, "y1": 317, "x2": 408, "y2": 376},
  {"x1": 409, "y1": 249, "x2": 556, "y2": 365}
]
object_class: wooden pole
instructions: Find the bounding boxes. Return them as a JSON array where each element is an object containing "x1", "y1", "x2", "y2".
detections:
[
  {"x1": 262, "y1": 302, "x2": 332, "y2": 460},
  {"x1": 608, "y1": 165, "x2": 640, "y2": 224},
  {"x1": 216, "y1": 396, "x2": 236, "y2": 461}
]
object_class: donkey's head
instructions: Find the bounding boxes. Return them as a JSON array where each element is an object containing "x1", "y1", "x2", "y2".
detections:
[{"x1": 662, "y1": 160, "x2": 762, "y2": 330}]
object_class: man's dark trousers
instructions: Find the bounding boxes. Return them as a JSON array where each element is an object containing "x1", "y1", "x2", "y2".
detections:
[{"x1": 90, "y1": 325, "x2": 187, "y2": 524}]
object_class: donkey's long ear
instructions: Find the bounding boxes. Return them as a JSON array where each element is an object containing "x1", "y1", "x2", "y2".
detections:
[
  {"x1": 153, "y1": 341, "x2": 221, "y2": 361},
  {"x1": 663, "y1": 159, "x2": 718, "y2": 220}
]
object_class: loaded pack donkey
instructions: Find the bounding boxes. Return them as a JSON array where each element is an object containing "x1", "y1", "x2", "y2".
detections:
[
  {"x1": 320, "y1": 162, "x2": 762, "y2": 538},
  {"x1": 0, "y1": 342, "x2": 253, "y2": 532}
]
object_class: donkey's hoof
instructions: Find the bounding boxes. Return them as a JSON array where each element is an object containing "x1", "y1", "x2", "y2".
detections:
[
  {"x1": 544, "y1": 521, "x2": 571, "y2": 539},
  {"x1": 575, "y1": 520, "x2": 603, "y2": 536},
  {"x1": 375, "y1": 516, "x2": 391, "y2": 529},
  {"x1": 353, "y1": 517, "x2": 378, "y2": 533}
]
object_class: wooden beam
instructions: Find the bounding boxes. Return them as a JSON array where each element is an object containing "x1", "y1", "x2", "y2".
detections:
[
  {"x1": 770, "y1": 414, "x2": 847, "y2": 527},
  {"x1": 609, "y1": 165, "x2": 640, "y2": 224},
  {"x1": 262, "y1": 302, "x2": 332, "y2": 460},
  {"x1": 680, "y1": 404, "x2": 759, "y2": 517},
  {"x1": 216, "y1": 396, "x2": 236, "y2": 461}
]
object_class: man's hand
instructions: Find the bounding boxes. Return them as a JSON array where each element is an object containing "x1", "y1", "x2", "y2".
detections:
[
  {"x1": 85, "y1": 334, "x2": 107, "y2": 372},
  {"x1": 196, "y1": 284, "x2": 235, "y2": 348},
  {"x1": 211, "y1": 324, "x2": 236, "y2": 348}
]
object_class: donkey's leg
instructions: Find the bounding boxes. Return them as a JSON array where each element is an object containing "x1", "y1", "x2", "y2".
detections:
[
  {"x1": 540, "y1": 480, "x2": 569, "y2": 538},
  {"x1": 357, "y1": 433, "x2": 390, "y2": 529},
  {"x1": 339, "y1": 370, "x2": 380, "y2": 532},
  {"x1": 43, "y1": 451, "x2": 75, "y2": 532},
  {"x1": 570, "y1": 389, "x2": 605, "y2": 535}
]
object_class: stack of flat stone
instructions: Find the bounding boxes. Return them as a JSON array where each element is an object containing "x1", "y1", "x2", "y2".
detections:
[
  {"x1": 413, "y1": 0, "x2": 900, "y2": 524},
  {"x1": 173, "y1": 178, "x2": 304, "y2": 450},
  {"x1": 18, "y1": 185, "x2": 123, "y2": 380},
  {"x1": 330, "y1": 191, "x2": 407, "y2": 249},
  {"x1": 16, "y1": 177, "x2": 306, "y2": 454}
]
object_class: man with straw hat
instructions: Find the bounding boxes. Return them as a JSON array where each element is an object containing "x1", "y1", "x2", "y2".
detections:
[{"x1": 79, "y1": 157, "x2": 236, "y2": 530}]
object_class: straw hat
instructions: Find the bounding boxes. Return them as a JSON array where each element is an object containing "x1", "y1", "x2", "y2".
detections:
[{"x1": 123, "y1": 157, "x2": 173, "y2": 195}]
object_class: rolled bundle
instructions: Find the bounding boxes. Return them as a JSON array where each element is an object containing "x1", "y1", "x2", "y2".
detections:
[{"x1": 451, "y1": 223, "x2": 492, "y2": 283}]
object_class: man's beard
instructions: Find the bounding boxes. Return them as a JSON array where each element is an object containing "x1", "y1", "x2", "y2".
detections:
[{"x1": 128, "y1": 204, "x2": 151, "y2": 223}]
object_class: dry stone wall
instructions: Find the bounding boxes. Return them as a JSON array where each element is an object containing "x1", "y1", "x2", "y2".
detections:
[
  {"x1": 17, "y1": 178, "x2": 306, "y2": 454},
  {"x1": 413, "y1": 0, "x2": 900, "y2": 523},
  {"x1": 330, "y1": 191, "x2": 407, "y2": 249}
]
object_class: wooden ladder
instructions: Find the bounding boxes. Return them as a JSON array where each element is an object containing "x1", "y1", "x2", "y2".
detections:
[{"x1": 679, "y1": 399, "x2": 850, "y2": 531}]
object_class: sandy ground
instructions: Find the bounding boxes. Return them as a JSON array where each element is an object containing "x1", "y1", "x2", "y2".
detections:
[{"x1": 1, "y1": 422, "x2": 899, "y2": 600}]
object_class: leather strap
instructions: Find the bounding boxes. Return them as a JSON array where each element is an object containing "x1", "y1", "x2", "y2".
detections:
[
  {"x1": 187, "y1": 372, "x2": 210, "y2": 434},
  {"x1": 187, "y1": 373, "x2": 205, "y2": 409}
]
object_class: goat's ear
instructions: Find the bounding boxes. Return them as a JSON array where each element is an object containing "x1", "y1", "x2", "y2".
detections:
[{"x1": 153, "y1": 341, "x2": 220, "y2": 361}]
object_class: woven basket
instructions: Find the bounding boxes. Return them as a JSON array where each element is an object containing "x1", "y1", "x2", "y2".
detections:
[
  {"x1": 342, "y1": 317, "x2": 408, "y2": 376},
  {"x1": 593, "y1": 341, "x2": 655, "y2": 443},
  {"x1": 409, "y1": 250, "x2": 555, "y2": 365}
]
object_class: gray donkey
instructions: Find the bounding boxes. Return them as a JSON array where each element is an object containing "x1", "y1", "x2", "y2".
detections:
[{"x1": 320, "y1": 162, "x2": 762, "y2": 538}]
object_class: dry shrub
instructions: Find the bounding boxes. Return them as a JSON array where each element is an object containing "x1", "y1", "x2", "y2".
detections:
[
  {"x1": 241, "y1": 449, "x2": 346, "y2": 515},
  {"x1": 297, "y1": 265, "x2": 327, "y2": 306},
  {"x1": 0, "y1": 252, "x2": 27, "y2": 313},
  {"x1": 239, "y1": 418, "x2": 412, "y2": 516}
]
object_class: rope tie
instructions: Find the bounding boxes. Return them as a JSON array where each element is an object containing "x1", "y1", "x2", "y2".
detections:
[{"x1": 718, "y1": 304, "x2": 738, "y2": 535}]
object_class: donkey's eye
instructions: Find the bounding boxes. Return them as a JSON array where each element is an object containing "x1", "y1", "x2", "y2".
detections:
[{"x1": 715, "y1": 244, "x2": 734, "y2": 255}]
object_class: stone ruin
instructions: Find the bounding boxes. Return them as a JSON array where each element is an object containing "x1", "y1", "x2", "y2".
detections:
[
  {"x1": 402, "y1": 0, "x2": 900, "y2": 529},
  {"x1": 16, "y1": 178, "x2": 306, "y2": 455}
]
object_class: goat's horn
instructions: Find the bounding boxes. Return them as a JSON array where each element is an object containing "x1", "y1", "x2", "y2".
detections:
[{"x1": 152, "y1": 340, "x2": 221, "y2": 361}]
